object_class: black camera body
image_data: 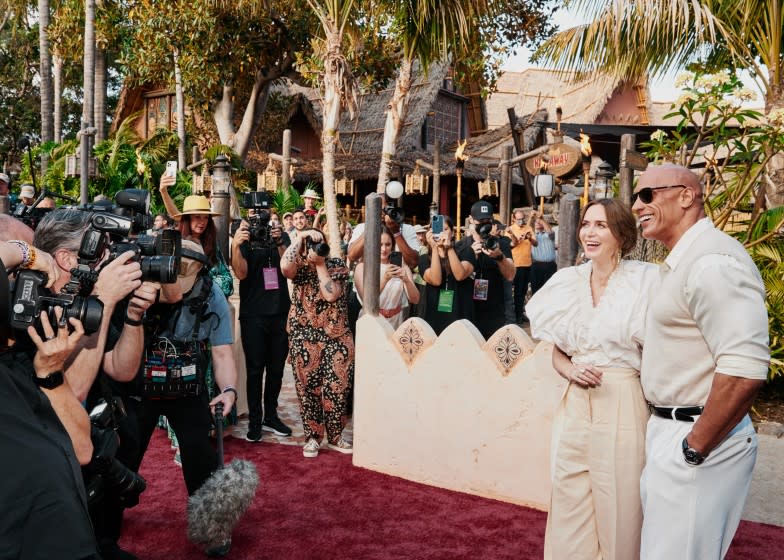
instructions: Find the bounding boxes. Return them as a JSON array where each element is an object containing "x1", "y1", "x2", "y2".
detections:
[
  {"x1": 9, "y1": 269, "x2": 103, "y2": 335},
  {"x1": 12, "y1": 203, "x2": 52, "y2": 231},
  {"x1": 78, "y1": 189, "x2": 181, "y2": 284},
  {"x1": 306, "y1": 238, "x2": 330, "y2": 258},
  {"x1": 238, "y1": 191, "x2": 274, "y2": 245},
  {"x1": 383, "y1": 203, "x2": 405, "y2": 225},
  {"x1": 83, "y1": 397, "x2": 147, "y2": 508},
  {"x1": 477, "y1": 222, "x2": 500, "y2": 251}
]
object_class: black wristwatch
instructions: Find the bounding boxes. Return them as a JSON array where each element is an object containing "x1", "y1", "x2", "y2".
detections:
[
  {"x1": 682, "y1": 437, "x2": 706, "y2": 466},
  {"x1": 34, "y1": 370, "x2": 65, "y2": 390}
]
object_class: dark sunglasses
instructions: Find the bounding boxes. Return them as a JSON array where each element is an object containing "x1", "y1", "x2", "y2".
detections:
[{"x1": 632, "y1": 185, "x2": 686, "y2": 204}]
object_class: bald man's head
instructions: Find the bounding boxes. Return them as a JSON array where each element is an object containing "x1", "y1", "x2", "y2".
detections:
[{"x1": 0, "y1": 214, "x2": 34, "y2": 243}]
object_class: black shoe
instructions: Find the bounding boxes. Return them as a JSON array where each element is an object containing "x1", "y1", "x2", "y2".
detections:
[
  {"x1": 245, "y1": 421, "x2": 262, "y2": 442},
  {"x1": 262, "y1": 416, "x2": 292, "y2": 437},
  {"x1": 205, "y1": 538, "x2": 231, "y2": 557}
]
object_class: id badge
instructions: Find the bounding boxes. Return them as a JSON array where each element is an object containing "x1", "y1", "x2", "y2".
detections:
[
  {"x1": 263, "y1": 267, "x2": 279, "y2": 290},
  {"x1": 437, "y1": 289, "x2": 454, "y2": 312},
  {"x1": 150, "y1": 365, "x2": 167, "y2": 383},
  {"x1": 181, "y1": 364, "x2": 197, "y2": 381},
  {"x1": 473, "y1": 278, "x2": 489, "y2": 301}
]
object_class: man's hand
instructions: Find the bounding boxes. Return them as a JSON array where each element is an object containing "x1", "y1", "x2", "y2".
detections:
[
  {"x1": 29, "y1": 308, "x2": 85, "y2": 377},
  {"x1": 28, "y1": 248, "x2": 60, "y2": 288},
  {"x1": 210, "y1": 390, "x2": 235, "y2": 417},
  {"x1": 232, "y1": 220, "x2": 250, "y2": 248},
  {"x1": 126, "y1": 282, "x2": 160, "y2": 322},
  {"x1": 93, "y1": 251, "x2": 142, "y2": 307},
  {"x1": 481, "y1": 246, "x2": 504, "y2": 260},
  {"x1": 383, "y1": 214, "x2": 401, "y2": 234}
]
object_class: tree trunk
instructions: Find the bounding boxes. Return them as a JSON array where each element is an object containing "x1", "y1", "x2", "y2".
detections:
[
  {"x1": 93, "y1": 47, "x2": 106, "y2": 142},
  {"x1": 53, "y1": 54, "x2": 62, "y2": 143},
  {"x1": 173, "y1": 48, "x2": 187, "y2": 170},
  {"x1": 376, "y1": 57, "x2": 413, "y2": 193},
  {"x1": 213, "y1": 84, "x2": 236, "y2": 147},
  {"x1": 38, "y1": 0, "x2": 53, "y2": 176},
  {"x1": 765, "y1": 92, "x2": 784, "y2": 207},
  {"x1": 321, "y1": 29, "x2": 344, "y2": 258},
  {"x1": 80, "y1": 0, "x2": 96, "y2": 204}
]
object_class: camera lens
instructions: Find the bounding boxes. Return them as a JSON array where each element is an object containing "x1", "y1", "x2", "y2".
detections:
[
  {"x1": 483, "y1": 236, "x2": 499, "y2": 251},
  {"x1": 140, "y1": 255, "x2": 179, "y2": 284}
]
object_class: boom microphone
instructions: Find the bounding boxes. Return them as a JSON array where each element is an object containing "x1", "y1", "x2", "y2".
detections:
[{"x1": 187, "y1": 403, "x2": 259, "y2": 556}]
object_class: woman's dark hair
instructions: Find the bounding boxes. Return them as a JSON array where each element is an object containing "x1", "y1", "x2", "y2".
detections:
[
  {"x1": 179, "y1": 215, "x2": 218, "y2": 266},
  {"x1": 578, "y1": 198, "x2": 637, "y2": 255}
]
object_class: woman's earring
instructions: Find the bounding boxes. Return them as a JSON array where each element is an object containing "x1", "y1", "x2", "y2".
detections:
[{"x1": 616, "y1": 250, "x2": 622, "y2": 266}]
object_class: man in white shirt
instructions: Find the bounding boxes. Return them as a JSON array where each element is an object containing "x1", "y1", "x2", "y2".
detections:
[{"x1": 632, "y1": 164, "x2": 769, "y2": 560}]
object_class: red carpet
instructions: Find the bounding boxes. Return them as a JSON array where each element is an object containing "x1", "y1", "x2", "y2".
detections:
[{"x1": 121, "y1": 430, "x2": 783, "y2": 559}]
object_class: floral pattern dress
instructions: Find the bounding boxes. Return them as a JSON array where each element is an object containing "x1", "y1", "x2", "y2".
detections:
[{"x1": 288, "y1": 257, "x2": 355, "y2": 444}]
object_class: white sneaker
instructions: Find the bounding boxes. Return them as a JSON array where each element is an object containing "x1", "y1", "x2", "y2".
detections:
[
  {"x1": 303, "y1": 438, "x2": 320, "y2": 458},
  {"x1": 326, "y1": 437, "x2": 353, "y2": 454}
]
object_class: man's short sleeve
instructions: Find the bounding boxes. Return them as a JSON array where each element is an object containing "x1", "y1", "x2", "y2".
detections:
[
  {"x1": 348, "y1": 222, "x2": 365, "y2": 248},
  {"x1": 685, "y1": 253, "x2": 769, "y2": 379},
  {"x1": 401, "y1": 224, "x2": 421, "y2": 252}
]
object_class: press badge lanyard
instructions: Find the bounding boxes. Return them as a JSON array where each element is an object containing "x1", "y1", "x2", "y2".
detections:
[
  {"x1": 263, "y1": 247, "x2": 279, "y2": 290},
  {"x1": 473, "y1": 257, "x2": 489, "y2": 301},
  {"x1": 437, "y1": 257, "x2": 454, "y2": 313}
]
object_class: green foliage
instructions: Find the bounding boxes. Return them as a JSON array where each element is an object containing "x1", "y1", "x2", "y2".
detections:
[
  {"x1": 749, "y1": 242, "x2": 784, "y2": 380},
  {"x1": 270, "y1": 184, "x2": 305, "y2": 216}
]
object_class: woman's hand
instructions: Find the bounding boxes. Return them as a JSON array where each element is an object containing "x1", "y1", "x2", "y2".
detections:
[
  {"x1": 425, "y1": 231, "x2": 438, "y2": 249},
  {"x1": 28, "y1": 308, "x2": 85, "y2": 379},
  {"x1": 159, "y1": 173, "x2": 176, "y2": 192},
  {"x1": 568, "y1": 363, "x2": 603, "y2": 388}
]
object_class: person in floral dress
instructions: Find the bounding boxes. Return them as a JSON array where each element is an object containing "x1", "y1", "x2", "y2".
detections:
[{"x1": 281, "y1": 228, "x2": 354, "y2": 458}]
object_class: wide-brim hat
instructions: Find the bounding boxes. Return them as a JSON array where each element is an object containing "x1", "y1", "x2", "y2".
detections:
[
  {"x1": 0, "y1": 172, "x2": 9, "y2": 184},
  {"x1": 176, "y1": 195, "x2": 220, "y2": 217},
  {"x1": 413, "y1": 224, "x2": 428, "y2": 234},
  {"x1": 302, "y1": 188, "x2": 321, "y2": 200},
  {"x1": 178, "y1": 240, "x2": 206, "y2": 294}
]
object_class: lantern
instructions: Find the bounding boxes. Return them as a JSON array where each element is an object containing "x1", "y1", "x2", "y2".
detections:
[
  {"x1": 65, "y1": 153, "x2": 97, "y2": 177},
  {"x1": 477, "y1": 167, "x2": 499, "y2": 198},
  {"x1": 335, "y1": 169, "x2": 354, "y2": 196},
  {"x1": 594, "y1": 161, "x2": 616, "y2": 199},
  {"x1": 258, "y1": 159, "x2": 279, "y2": 192},
  {"x1": 405, "y1": 164, "x2": 430, "y2": 195}
]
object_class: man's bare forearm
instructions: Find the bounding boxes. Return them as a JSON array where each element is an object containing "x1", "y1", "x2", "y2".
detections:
[
  {"x1": 43, "y1": 380, "x2": 93, "y2": 465},
  {"x1": 103, "y1": 325, "x2": 144, "y2": 383},
  {"x1": 64, "y1": 310, "x2": 113, "y2": 401},
  {"x1": 687, "y1": 373, "x2": 765, "y2": 455}
]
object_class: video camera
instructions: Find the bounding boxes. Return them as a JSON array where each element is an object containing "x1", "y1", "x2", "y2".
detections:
[
  {"x1": 8, "y1": 269, "x2": 103, "y2": 335},
  {"x1": 12, "y1": 189, "x2": 78, "y2": 230},
  {"x1": 83, "y1": 397, "x2": 147, "y2": 508},
  {"x1": 232, "y1": 191, "x2": 274, "y2": 245},
  {"x1": 476, "y1": 222, "x2": 500, "y2": 251},
  {"x1": 78, "y1": 189, "x2": 181, "y2": 284}
]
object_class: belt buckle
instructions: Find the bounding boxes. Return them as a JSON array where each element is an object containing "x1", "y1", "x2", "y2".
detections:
[{"x1": 671, "y1": 408, "x2": 679, "y2": 421}]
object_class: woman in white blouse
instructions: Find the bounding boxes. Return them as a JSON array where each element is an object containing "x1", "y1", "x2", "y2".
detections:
[{"x1": 527, "y1": 199, "x2": 659, "y2": 560}]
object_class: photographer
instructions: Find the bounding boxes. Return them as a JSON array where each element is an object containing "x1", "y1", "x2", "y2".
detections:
[
  {"x1": 1, "y1": 241, "x2": 100, "y2": 558},
  {"x1": 231, "y1": 191, "x2": 292, "y2": 442},
  {"x1": 456, "y1": 201, "x2": 515, "y2": 339},
  {"x1": 34, "y1": 208, "x2": 173, "y2": 560},
  {"x1": 346, "y1": 194, "x2": 420, "y2": 269}
]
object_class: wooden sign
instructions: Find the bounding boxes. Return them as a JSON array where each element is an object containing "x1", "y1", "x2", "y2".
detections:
[
  {"x1": 621, "y1": 149, "x2": 648, "y2": 171},
  {"x1": 525, "y1": 143, "x2": 581, "y2": 177}
]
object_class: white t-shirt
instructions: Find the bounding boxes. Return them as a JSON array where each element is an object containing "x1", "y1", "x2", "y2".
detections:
[{"x1": 348, "y1": 222, "x2": 421, "y2": 255}]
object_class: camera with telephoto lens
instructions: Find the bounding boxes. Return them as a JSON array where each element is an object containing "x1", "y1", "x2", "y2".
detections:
[
  {"x1": 77, "y1": 189, "x2": 181, "y2": 284},
  {"x1": 306, "y1": 237, "x2": 330, "y2": 258},
  {"x1": 383, "y1": 201, "x2": 405, "y2": 225},
  {"x1": 477, "y1": 222, "x2": 499, "y2": 251},
  {"x1": 234, "y1": 191, "x2": 273, "y2": 245},
  {"x1": 8, "y1": 269, "x2": 103, "y2": 335},
  {"x1": 83, "y1": 397, "x2": 147, "y2": 508}
]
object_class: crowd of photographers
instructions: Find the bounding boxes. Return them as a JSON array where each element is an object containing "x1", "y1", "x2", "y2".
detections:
[{"x1": 0, "y1": 173, "x2": 555, "y2": 559}]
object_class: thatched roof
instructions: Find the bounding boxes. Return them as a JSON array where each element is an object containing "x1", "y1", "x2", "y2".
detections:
[{"x1": 486, "y1": 68, "x2": 624, "y2": 130}]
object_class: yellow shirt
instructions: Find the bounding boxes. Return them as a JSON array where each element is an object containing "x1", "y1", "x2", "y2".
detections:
[{"x1": 508, "y1": 224, "x2": 534, "y2": 267}]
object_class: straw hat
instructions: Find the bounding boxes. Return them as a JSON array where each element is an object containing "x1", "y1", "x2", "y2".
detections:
[
  {"x1": 302, "y1": 188, "x2": 321, "y2": 200},
  {"x1": 178, "y1": 240, "x2": 207, "y2": 294},
  {"x1": 176, "y1": 195, "x2": 220, "y2": 217}
]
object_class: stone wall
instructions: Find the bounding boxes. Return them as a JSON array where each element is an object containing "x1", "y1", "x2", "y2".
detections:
[{"x1": 353, "y1": 315, "x2": 565, "y2": 510}]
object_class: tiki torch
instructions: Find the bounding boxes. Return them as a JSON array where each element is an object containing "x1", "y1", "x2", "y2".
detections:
[
  {"x1": 455, "y1": 139, "x2": 468, "y2": 240},
  {"x1": 579, "y1": 132, "x2": 592, "y2": 207}
]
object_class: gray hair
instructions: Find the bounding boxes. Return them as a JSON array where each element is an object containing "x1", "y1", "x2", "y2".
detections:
[{"x1": 34, "y1": 208, "x2": 92, "y2": 255}]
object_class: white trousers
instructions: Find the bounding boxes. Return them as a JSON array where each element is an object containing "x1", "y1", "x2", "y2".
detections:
[{"x1": 640, "y1": 415, "x2": 757, "y2": 560}]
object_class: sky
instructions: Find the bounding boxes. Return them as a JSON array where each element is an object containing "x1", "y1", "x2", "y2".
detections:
[{"x1": 501, "y1": 6, "x2": 761, "y2": 104}]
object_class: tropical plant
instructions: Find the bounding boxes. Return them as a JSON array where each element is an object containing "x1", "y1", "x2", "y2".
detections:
[
  {"x1": 270, "y1": 184, "x2": 305, "y2": 217},
  {"x1": 532, "y1": 0, "x2": 784, "y2": 206}
]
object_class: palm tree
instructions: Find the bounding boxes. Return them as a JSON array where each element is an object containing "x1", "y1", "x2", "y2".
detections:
[
  {"x1": 533, "y1": 0, "x2": 784, "y2": 205},
  {"x1": 305, "y1": 0, "x2": 358, "y2": 257},
  {"x1": 38, "y1": 0, "x2": 54, "y2": 147},
  {"x1": 375, "y1": 1, "x2": 488, "y2": 193},
  {"x1": 79, "y1": 0, "x2": 95, "y2": 203}
]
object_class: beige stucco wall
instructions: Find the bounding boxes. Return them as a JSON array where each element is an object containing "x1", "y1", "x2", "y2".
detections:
[{"x1": 353, "y1": 315, "x2": 565, "y2": 510}]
